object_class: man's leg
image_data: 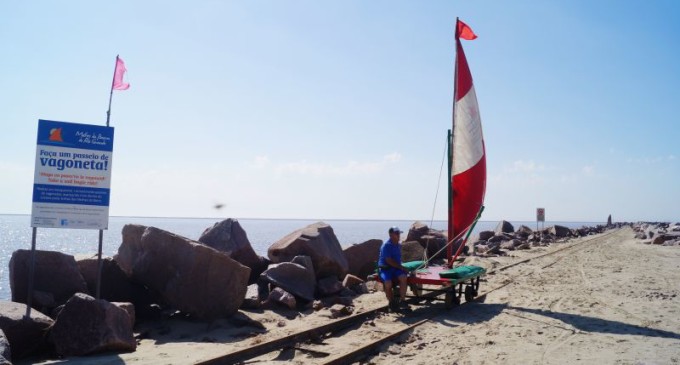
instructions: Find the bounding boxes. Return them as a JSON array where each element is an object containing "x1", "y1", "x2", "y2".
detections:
[
  {"x1": 383, "y1": 280, "x2": 393, "y2": 302},
  {"x1": 397, "y1": 274, "x2": 410, "y2": 310}
]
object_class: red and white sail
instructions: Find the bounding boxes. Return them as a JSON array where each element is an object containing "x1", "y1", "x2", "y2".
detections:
[{"x1": 450, "y1": 19, "x2": 486, "y2": 239}]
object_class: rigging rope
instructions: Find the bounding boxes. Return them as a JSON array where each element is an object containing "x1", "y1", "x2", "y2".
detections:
[{"x1": 423, "y1": 135, "x2": 451, "y2": 263}]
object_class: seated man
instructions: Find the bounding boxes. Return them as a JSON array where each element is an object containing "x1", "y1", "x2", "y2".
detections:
[{"x1": 378, "y1": 226, "x2": 411, "y2": 312}]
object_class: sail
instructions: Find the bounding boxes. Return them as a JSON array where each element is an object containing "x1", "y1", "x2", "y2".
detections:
[{"x1": 451, "y1": 19, "x2": 486, "y2": 238}]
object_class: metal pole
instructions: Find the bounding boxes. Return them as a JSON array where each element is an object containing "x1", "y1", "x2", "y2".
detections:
[
  {"x1": 96, "y1": 229, "x2": 104, "y2": 299},
  {"x1": 106, "y1": 55, "x2": 118, "y2": 127},
  {"x1": 24, "y1": 227, "x2": 38, "y2": 318},
  {"x1": 448, "y1": 18, "x2": 460, "y2": 267}
]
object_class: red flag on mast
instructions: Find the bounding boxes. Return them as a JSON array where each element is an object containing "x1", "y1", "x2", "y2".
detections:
[{"x1": 451, "y1": 19, "x2": 486, "y2": 241}]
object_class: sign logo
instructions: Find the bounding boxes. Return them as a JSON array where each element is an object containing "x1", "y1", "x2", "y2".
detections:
[{"x1": 49, "y1": 128, "x2": 63, "y2": 142}]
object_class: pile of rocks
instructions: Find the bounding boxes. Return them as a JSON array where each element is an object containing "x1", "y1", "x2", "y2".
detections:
[
  {"x1": 0, "y1": 219, "x2": 371, "y2": 362},
  {"x1": 471, "y1": 220, "x2": 610, "y2": 256},
  {"x1": 633, "y1": 222, "x2": 680, "y2": 246}
]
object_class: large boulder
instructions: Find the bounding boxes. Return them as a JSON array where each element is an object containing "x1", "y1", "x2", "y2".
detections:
[
  {"x1": 406, "y1": 221, "x2": 430, "y2": 242},
  {"x1": 268, "y1": 222, "x2": 348, "y2": 279},
  {"x1": 550, "y1": 225, "x2": 572, "y2": 238},
  {"x1": 401, "y1": 241, "x2": 425, "y2": 262},
  {"x1": 316, "y1": 276, "x2": 343, "y2": 297},
  {"x1": 114, "y1": 224, "x2": 147, "y2": 277},
  {"x1": 267, "y1": 288, "x2": 296, "y2": 310},
  {"x1": 406, "y1": 222, "x2": 447, "y2": 259},
  {"x1": 198, "y1": 219, "x2": 268, "y2": 283},
  {"x1": 478, "y1": 230, "x2": 495, "y2": 241},
  {"x1": 260, "y1": 262, "x2": 315, "y2": 302},
  {"x1": 77, "y1": 255, "x2": 158, "y2": 320},
  {"x1": 50, "y1": 293, "x2": 135, "y2": 356},
  {"x1": 495, "y1": 220, "x2": 515, "y2": 234},
  {"x1": 0, "y1": 301, "x2": 54, "y2": 359},
  {"x1": 9, "y1": 250, "x2": 88, "y2": 311},
  {"x1": 515, "y1": 225, "x2": 533, "y2": 238},
  {"x1": 116, "y1": 225, "x2": 250, "y2": 319},
  {"x1": 0, "y1": 329, "x2": 9, "y2": 365},
  {"x1": 343, "y1": 239, "x2": 382, "y2": 280}
]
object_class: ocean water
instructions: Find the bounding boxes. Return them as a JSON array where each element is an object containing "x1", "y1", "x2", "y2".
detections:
[{"x1": 0, "y1": 215, "x2": 602, "y2": 300}]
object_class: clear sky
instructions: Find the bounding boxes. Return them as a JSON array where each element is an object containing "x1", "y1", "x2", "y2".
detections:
[{"x1": 1, "y1": 1, "x2": 678, "y2": 222}]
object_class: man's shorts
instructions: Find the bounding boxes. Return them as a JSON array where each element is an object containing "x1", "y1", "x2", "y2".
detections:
[{"x1": 379, "y1": 267, "x2": 406, "y2": 282}]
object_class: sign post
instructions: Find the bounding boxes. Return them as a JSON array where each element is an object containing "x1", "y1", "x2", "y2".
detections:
[
  {"x1": 27, "y1": 119, "x2": 114, "y2": 317},
  {"x1": 536, "y1": 207, "x2": 545, "y2": 232}
]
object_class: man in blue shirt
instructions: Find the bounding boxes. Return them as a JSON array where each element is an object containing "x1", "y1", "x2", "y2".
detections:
[{"x1": 378, "y1": 226, "x2": 411, "y2": 312}]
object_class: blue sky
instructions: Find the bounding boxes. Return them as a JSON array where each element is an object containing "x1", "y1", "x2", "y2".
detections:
[{"x1": 1, "y1": 1, "x2": 678, "y2": 222}]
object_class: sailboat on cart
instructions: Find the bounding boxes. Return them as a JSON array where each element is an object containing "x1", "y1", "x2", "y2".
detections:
[{"x1": 388, "y1": 18, "x2": 488, "y2": 309}]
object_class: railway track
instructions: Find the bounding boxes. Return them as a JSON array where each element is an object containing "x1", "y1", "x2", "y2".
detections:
[{"x1": 197, "y1": 228, "x2": 621, "y2": 365}]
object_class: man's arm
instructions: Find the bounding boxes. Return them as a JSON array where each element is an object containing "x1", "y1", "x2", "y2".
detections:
[{"x1": 385, "y1": 257, "x2": 409, "y2": 272}]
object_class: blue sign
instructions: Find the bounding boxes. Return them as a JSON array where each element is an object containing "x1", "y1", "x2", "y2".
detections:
[{"x1": 31, "y1": 120, "x2": 115, "y2": 229}]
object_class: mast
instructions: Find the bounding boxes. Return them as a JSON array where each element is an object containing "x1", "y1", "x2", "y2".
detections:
[{"x1": 447, "y1": 17, "x2": 460, "y2": 266}]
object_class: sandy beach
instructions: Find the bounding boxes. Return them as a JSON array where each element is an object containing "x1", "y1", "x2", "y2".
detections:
[{"x1": 22, "y1": 226, "x2": 680, "y2": 364}]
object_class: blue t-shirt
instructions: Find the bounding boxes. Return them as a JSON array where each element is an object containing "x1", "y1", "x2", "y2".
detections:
[{"x1": 378, "y1": 239, "x2": 401, "y2": 268}]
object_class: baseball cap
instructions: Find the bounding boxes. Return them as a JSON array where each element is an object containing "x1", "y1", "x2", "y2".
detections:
[{"x1": 388, "y1": 226, "x2": 403, "y2": 234}]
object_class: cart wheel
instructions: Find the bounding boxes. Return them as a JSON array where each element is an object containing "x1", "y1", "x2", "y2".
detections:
[
  {"x1": 409, "y1": 283, "x2": 423, "y2": 297},
  {"x1": 445, "y1": 291, "x2": 460, "y2": 309},
  {"x1": 464, "y1": 285, "x2": 475, "y2": 302}
]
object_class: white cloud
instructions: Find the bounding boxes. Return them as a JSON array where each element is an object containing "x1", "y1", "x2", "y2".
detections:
[
  {"x1": 384, "y1": 152, "x2": 402, "y2": 163},
  {"x1": 504, "y1": 160, "x2": 545, "y2": 173},
  {"x1": 273, "y1": 152, "x2": 402, "y2": 177},
  {"x1": 251, "y1": 155, "x2": 270, "y2": 169},
  {"x1": 581, "y1": 165, "x2": 595, "y2": 176}
]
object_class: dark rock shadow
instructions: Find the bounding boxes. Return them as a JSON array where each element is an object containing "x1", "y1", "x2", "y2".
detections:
[{"x1": 509, "y1": 306, "x2": 680, "y2": 340}]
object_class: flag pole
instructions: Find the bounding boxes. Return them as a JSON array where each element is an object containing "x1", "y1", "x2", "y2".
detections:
[
  {"x1": 105, "y1": 55, "x2": 118, "y2": 128},
  {"x1": 97, "y1": 54, "x2": 119, "y2": 299}
]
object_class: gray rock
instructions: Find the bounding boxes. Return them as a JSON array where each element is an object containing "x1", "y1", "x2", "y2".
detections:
[
  {"x1": 78, "y1": 255, "x2": 157, "y2": 320},
  {"x1": 117, "y1": 225, "x2": 250, "y2": 319},
  {"x1": 198, "y1": 219, "x2": 268, "y2": 283},
  {"x1": 329, "y1": 304, "x2": 353, "y2": 318},
  {"x1": 112, "y1": 302, "x2": 135, "y2": 329},
  {"x1": 291, "y1": 255, "x2": 315, "y2": 272},
  {"x1": 260, "y1": 262, "x2": 315, "y2": 302},
  {"x1": 478, "y1": 230, "x2": 495, "y2": 241},
  {"x1": 267, "y1": 288, "x2": 296, "y2": 310},
  {"x1": 51, "y1": 293, "x2": 135, "y2": 356},
  {"x1": 268, "y1": 222, "x2": 348, "y2": 279},
  {"x1": 515, "y1": 225, "x2": 533, "y2": 238},
  {"x1": 9, "y1": 250, "x2": 88, "y2": 312},
  {"x1": 342, "y1": 274, "x2": 364, "y2": 288},
  {"x1": 343, "y1": 239, "x2": 382, "y2": 280},
  {"x1": 0, "y1": 301, "x2": 54, "y2": 359},
  {"x1": 114, "y1": 224, "x2": 147, "y2": 277},
  {"x1": 316, "y1": 276, "x2": 343, "y2": 297},
  {"x1": 0, "y1": 329, "x2": 10, "y2": 364},
  {"x1": 550, "y1": 225, "x2": 571, "y2": 238},
  {"x1": 495, "y1": 220, "x2": 515, "y2": 234},
  {"x1": 516, "y1": 242, "x2": 531, "y2": 250},
  {"x1": 401, "y1": 241, "x2": 425, "y2": 262},
  {"x1": 500, "y1": 240, "x2": 517, "y2": 251}
]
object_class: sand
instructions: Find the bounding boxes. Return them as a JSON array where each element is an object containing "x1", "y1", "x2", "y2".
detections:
[{"x1": 22, "y1": 227, "x2": 680, "y2": 364}]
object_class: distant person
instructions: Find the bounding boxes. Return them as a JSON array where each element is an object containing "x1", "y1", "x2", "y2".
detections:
[{"x1": 378, "y1": 226, "x2": 411, "y2": 312}]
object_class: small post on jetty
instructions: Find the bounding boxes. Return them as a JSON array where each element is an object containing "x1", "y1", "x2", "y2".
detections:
[{"x1": 24, "y1": 227, "x2": 38, "y2": 318}]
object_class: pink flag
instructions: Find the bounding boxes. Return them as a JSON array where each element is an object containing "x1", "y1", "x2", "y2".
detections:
[{"x1": 112, "y1": 56, "x2": 130, "y2": 90}]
